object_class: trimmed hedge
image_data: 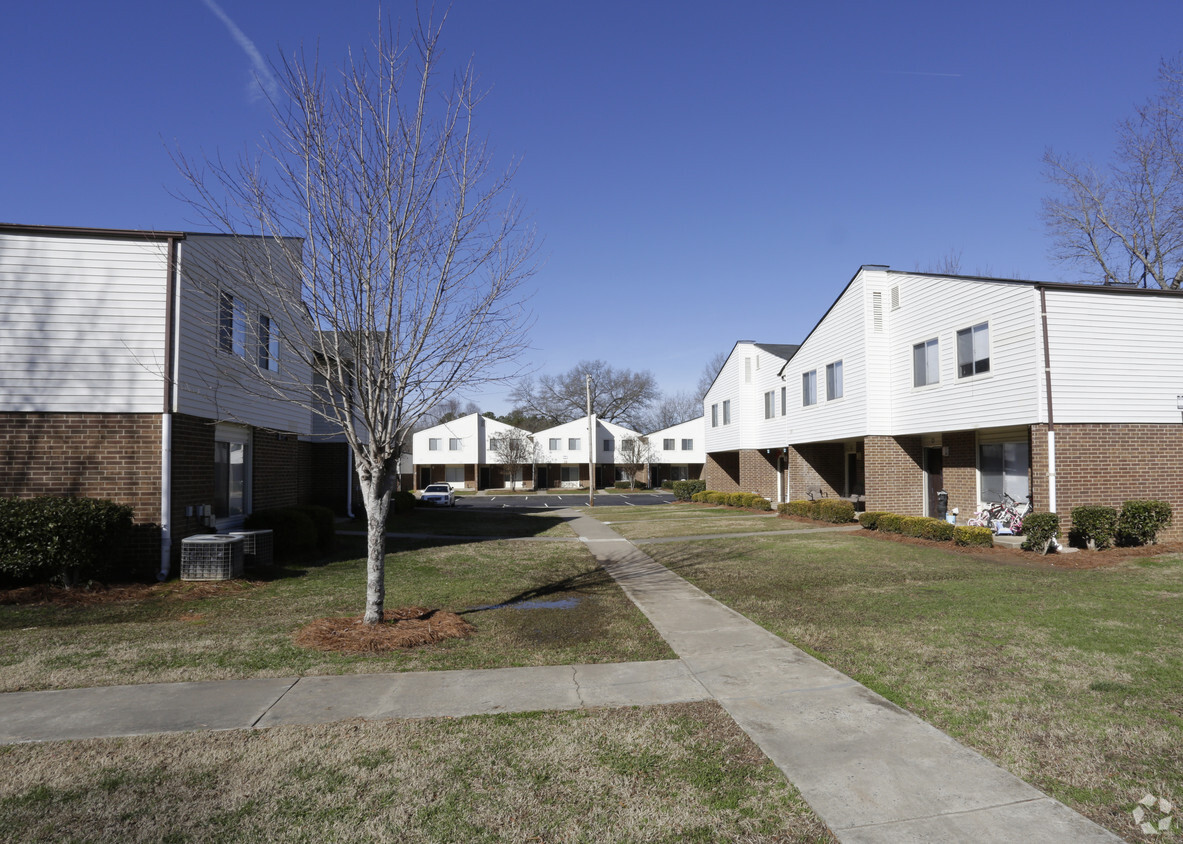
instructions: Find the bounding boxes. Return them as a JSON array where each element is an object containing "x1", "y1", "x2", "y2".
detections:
[
  {"x1": 900, "y1": 516, "x2": 930, "y2": 538},
  {"x1": 953, "y1": 525, "x2": 993, "y2": 547},
  {"x1": 817, "y1": 499, "x2": 856, "y2": 523},
  {"x1": 1069, "y1": 506, "x2": 1117, "y2": 550},
  {"x1": 1021, "y1": 512, "x2": 1061, "y2": 554},
  {"x1": 1116, "y1": 500, "x2": 1173, "y2": 546},
  {"x1": 243, "y1": 507, "x2": 318, "y2": 560},
  {"x1": 0, "y1": 496, "x2": 134, "y2": 586},
  {"x1": 392, "y1": 490, "x2": 417, "y2": 514},
  {"x1": 922, "y1": 519, "x2": 956, "y2": 542},
  {"x1": 858, "y1": 511, "x2": 889, "y2": 530},
  {"x1": 673, "y1": 480, "x2": 706, "y2": 501},
  {"x1": 289, "y1": 504, "x2": 336, "y2": 551},
  {"x1": 614, "y1": 480, "x2": 648, "y2": 490},
  {"x1": 661, "y1": 480, "x2": 673, "y2": 490},
  {"x1": 877, "y1": 513, "x2": 906, "y2": 534}
]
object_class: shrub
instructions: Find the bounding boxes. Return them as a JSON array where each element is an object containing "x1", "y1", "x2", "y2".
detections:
[
  {"x1": 727, "y1": 492, "x2": 747, "y2": 507},
  {"x1": 1021, "y1": 512, "x2": 1061, "y2": 554},
  {"x1": 0, "y1": 496, "x2": 134, "y2": 586},
  {"x1": 289, "y1": 504, "x2": 336, "y2": 551},
  {"x1": 900, "y1": 516, "x2": 930, "y2": 538},
  {"x1": 921, "y1": 519, "x2": 955, "y2": 542},
  {"x1": 391, "y1": 490, "x2": 417, "y2": 514},
  {"x1": 613, "y1": 480, "x2": 647, "y2": 490},
  {"x1": 1069, "y1": 506, "x2": 1117, "y2": 550},
  {"x1": 1116, "y1": 500, "x2": 1173, "y2": 546},
  {"x1": 708, "y1": 491, "x2": 729, "y2": 506},
  {"x1": 672, "y1": 480, "x2": 706, "y2": 501},
  {"x1": 877, "y1": 513, "x2": 906, "y2": 534},
  {"x1": 953, "y1": 525, "x2": 993, "y2": 547},
  {"x1": 243, "y1": 507, "x2": 318, "y2": 560},
  {"x1": 661, "y1": 480, "x2": 673, "y2": 490},
  {"x1": 782, "y1": 500, "x2": 820, "y2": 519},
  {"x1": 858, "y1": 511, "x2": 888, "y2": 530},
  {"x1": 818, "y1": 499, "x2": 856, "y2": 524},
  {"x1": 691, "y1": 491, "x2": 708, "y2": 503},
  {"x1": 748, "y1": 496, "x2": 772, "y2": 511}
]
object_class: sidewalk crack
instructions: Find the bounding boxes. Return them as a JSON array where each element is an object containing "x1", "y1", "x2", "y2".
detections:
[
  {"x1": 251, "y1": 678, "x2": 299, "y2": 728},
  {"x1": 572, "y1": 666, "x2": 585, "y2": 707}
]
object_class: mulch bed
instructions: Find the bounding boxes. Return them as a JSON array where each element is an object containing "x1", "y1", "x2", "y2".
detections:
[
  {"x1": 0, "y1": 579, "x2": 263, "y2": 607},
  {"x1": 293, "y1": 607, "x2": 475, "y2": 653}
]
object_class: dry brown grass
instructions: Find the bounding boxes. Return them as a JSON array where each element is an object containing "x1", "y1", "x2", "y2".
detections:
[
  {"x1": 293, "y1": 607, "x2": 475, "y2": 653},
  {"x1": 0, "y1": 701, "x2": 835, "y2": 843}
]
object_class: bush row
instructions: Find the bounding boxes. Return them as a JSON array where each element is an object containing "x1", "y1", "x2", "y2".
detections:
[
  {"x1": 778, "y1": 499, "x2": 857, "y2": 524},
  {"x1": 690, "y1": 490, "x2": 772, "y2": 510},
  {"x1": 243, "y1": 504, "x2": 336, "y2": 560},
  {"x1": 858, "y1": 510, "x2": 993, "y2": 547},
  {"x1": 671, "y1": 479, "x2": 707, "y2": 501},
  {"x1": 613, "y1": 480, "x2": 648, "y2": 490},
  {"x1": 1069, "y1": 500, "x2": 1172, "y2": 549},
  {"x1": 0, "y1": 496, "x2": 134, "y2": 586}
]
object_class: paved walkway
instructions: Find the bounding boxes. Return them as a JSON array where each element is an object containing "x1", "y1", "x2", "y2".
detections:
[{"x1": 0, "y1": 511, "x2": 1119, "y2": 842}]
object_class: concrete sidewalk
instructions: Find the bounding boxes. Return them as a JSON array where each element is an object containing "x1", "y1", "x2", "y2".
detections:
[{"x1": 565, "y1": 511, "x2": 1119, "y2": 843}]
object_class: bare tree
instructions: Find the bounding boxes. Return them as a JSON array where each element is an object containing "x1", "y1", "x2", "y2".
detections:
[
  {"x1": 509, "y1": 360, "x2": 658, "y2": 430},
  {"x1": 489, "y1": 428, "x2": 535, "y2": 491},
  {"x1": 1044, "y1": 56, "x2": 1183, "y2": 288},
  {"x1": 637, "y1": 390, "x2": 700, "y2": 433},
  {"x1": 177, "y1": 11, "x2": 534, "y2": 624},
  {"x1": 694, "y1": 351, "x2": 729, "y2": 404},
  {"x1": 617, "y1": 436, "x2": 653, "y2": 490}
]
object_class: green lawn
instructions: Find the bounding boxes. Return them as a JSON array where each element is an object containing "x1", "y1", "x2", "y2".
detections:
[
  {"x1": 359, "y1": 507, "x2": 577, "y2": 537},
  {"x1": 0, "y1": 701, "x2": 834, "y2": 843},
  {"x1": 0, "y1": 535, "x2": 671, "y2": 692},
  {"x1": 644, "y1": 531, "x2": 1183, "y2": 840}
]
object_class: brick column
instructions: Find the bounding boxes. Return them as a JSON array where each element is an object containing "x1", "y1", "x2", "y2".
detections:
[{"x1": 865, "y1": 435, "x2": 923, "y2": 515}]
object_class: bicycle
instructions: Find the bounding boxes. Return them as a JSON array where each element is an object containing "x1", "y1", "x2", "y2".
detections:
[{"x1": 967, "y1": 493, "x2": 1031, "y2": 534}]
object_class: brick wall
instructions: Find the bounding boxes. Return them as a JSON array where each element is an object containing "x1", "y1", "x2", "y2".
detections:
[
  {"x1": 1033, "y1": 423, "x2": 1183, "y2": 541},
  {"x1": 252, "y1": 430, "x2": 301, "y2": 511},
  {"x1": 0, "y1": 412, "x2": 164, "y2": 572},
  {"x1": 865, "y1": 435, "x2": 924, "y2": 515},
  {"x1": 787, "y1": 442, "x2": 845, "y2": 500},
  {"x1": 739, "y1": 449, "x2": 779, "y2": 500},
  {"x1": 705, "y1": 452, "x2": 741, "y2": 492},
  {"x1": 942, "y1": 430, "x2": 978, "y2": 521},
  {"x1": 169, "y1": 414, "x2": 214, "y2": 552}
]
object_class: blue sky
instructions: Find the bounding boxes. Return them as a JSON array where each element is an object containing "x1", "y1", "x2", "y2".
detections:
[{"x1": 3, "y1": 1, "x2": 1182, "y2": 414}]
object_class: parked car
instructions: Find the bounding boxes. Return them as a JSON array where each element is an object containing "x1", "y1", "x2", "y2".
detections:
[{"x1": 421, "y1": 483, "x2": 456, "y2": 506}]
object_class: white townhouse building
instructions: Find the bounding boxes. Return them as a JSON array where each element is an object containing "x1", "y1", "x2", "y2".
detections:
[
  {"x1": 704, "y1": 264, "x2": 1183, "y2": 539},
  {"x1": 411, "y1": 413, "x2": 531, "y2": 490},
  {"x1": 646, "y1": 415, "x2": 706, "y2": 486},
  {"x1": 533, "y1": 416, "x2": 645, "y2": 489},
  {"x1": 0, "y1": 223, "x2": 323, "y2": 577}
]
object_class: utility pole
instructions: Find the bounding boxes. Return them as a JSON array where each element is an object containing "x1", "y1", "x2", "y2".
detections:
[{"x1": 587, "y1": 374, "x2": 594, "y2": 507}]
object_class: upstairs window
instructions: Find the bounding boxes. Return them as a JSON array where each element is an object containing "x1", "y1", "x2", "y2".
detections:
[
  {"x1": 257, "y1": 315, "x2": 279, "y2": 372},
  {"x1": 913, "y1": 338, "x2": 939, "y2": 387},
  {"x1": 826, "y1": 361, "x2": 843, "y2": 400},
  {"x1": 218, "y1": 292, "x2": 243, "y2": 357},
  {"x1": 663, "y1": 438, "x2": 675, "y2": 450},
  {"x1": 603, "y1": 439, "x2": 613, "y2": 452},
  {"x1": 764, "y1": 390, "x2": 775, "y2": 419},
  {"x1": 781, "y1": 386, "x2": 786, "y2": 416},
  {"x1": 957, "y1": 322, "x2": 990, "y2": 378},
  {"x1": 448, "y1": 438, "x2": 462, "y2": 450},
  {"x1": 428, "y1": 438, "x2": 441, "y2": 451},
  {"x1": 711, "y1": 404, "x2": 718, "y2": 427},
  {"x1": 722, "y1": 400, "x2": 731, "y2": 425},
  {"x1": 549, "y1": 438, "x2": 561, "y2": 450},
  {"x1": 681, "y1": 438, "x2": 693, "y2": 450},
  {"x1": 568, "y1": 438, "x2": 580, "y2": 450},
  {"x1": 802, "y1": 370, "x2": 817, "y2": 406}
]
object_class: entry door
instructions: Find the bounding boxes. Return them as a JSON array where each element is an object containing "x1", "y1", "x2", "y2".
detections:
[{"x1": 924, "y1": 447, "x2": 943, "y2": 517}]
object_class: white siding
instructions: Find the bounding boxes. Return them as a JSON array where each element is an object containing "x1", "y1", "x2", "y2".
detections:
[
  {"x1": 648, "y1": 416, "x2": 706, "y2": 464},
  {"x1": 1045, "y1": 287, "x2": 1183, "y2": 423},
  {"x1": 885, "y1": 274, "x2": 1041, "y2": 435},
  {"x1": 411, "y1": 413, "x2": 529, "y2": 466},
  {"x1": 174, "y1": 235, "x2": 312, "y2": 435},
  {"x1": 533, "y1": 416, "x2": 642, "y2": 464},
  {"x1": 703, "y1": 346, "x2": 744, "y2": 453},
  {"x1": 0, "y1": 232, "x2": 169, "y2": 412},
  {"x1": 703, "y1": 342, "x2": 795, "y2": 453},
  {"x1": 783, "y1": 274, "x2": 869, "y2": 444}
]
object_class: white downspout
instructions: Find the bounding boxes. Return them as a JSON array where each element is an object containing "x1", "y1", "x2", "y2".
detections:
[
  {"x1": 1046, "y1": 430, "x2": 1057, "y2": 513},
  {"x1": 1039, "y1": 286, "x2": 1057, "y2": 514},
  {"x1": 159, "y1": 413, "x2": 172, "y2": 580},
  {"x1": 158, "y1": 235, "x2": 182, "y2": 581}
]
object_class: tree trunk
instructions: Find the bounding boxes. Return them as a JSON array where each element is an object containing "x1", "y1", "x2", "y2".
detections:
[{"x1": 359, "y1": 471, "x2": 392, "y2": 625}]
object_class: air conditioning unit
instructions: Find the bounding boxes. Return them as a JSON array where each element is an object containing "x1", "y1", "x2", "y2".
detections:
[
  {"x1": 228, "y1": 530, "x2": 274, "y2": 569},
  {"x1": 181, "y1": 534, "x2": 244, "y2": 581}
]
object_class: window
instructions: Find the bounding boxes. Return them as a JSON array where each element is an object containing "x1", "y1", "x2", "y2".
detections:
[
  {"x1": 257, "y1": 315, "x2": 279, "y2": 372},
  {"x1": 826, "y1": 360, "x2": 843, "y2": 400},
  {"x1": 549, "y1": 438, "x2": 561, "y2": 451},
  {"x1": 681, "y1": 439, "x2": 693, "y2": 450},
  {"x1": 711, "y1": 404, "x2": 718, "y2": 427},
  {"x1": 764, "y1": 390, "x2": 775, "y2": 419},
  {"x1": 913, "y1": 338, "x2": 939, "y2": 387},
  {"x1": 561, "y1": 466, "x2": 580, "y2": 483},
  {"x1": 603, "y1": 439, "x2": 613, "y2": 452},
  {"x1": 957, "y1": 322, "x2": 990, "y2": 378},
  {"x1": 448, "y1": 438, "x2": 461, "y2": 451},
  {"x1": 744, "y1": 357, "x2": 752, "y2": 383},
  {"x1": 568, "y1": 438, "x2": 580, "y2": 450},
  {"x1": 723, "y1": 400, "x2": 731, "y2": 425},
  {"x1": 980, "y1": 441, "x2": 1029, "y2": 504},
  {"x1": 781, "y1": 386, "x2": 786, "y2": 416},
  {"x1": 663, "y1": 438, "x2": 675, "y2": 450},
  {"x1": 218, "y1": 292, "x2": 243, "y2": 356},
  {"x1": 669, "y1": 466, "x2": 689, "y2": 481},
  {"x1": 445, "y1": 466, "x2": 465, "y2": 484},
  {"x1": 213, "y1": 439, "x2": 247, "y2": 519},
  {"x1": 428, "y1": 438, "x2": 441, "y2": 451},
  {"x1": 802, "y1": 370, "x2": 817, "y2": 406}
]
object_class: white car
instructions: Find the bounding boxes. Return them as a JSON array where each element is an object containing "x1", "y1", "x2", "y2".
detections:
[{"x1": 421, "y1": 483, "x2": 456, "y2": 506}]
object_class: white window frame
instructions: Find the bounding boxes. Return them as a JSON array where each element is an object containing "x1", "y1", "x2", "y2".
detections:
[
  {"x1": 723, "y1": 400, "x2": 731, "y2": 425},
  {"x1": 826, "y1": 360, "x2": 843, "y2": 400},
  {"x1": 428, "y1": 438, "x2": 441, "y2": 451},
  {"x1": 780, "y1": 386, "x2": 786, "y2": 416},
  {"x1": 957, "y1": 322, "x2": 990, "y2": 378},
  {"x1": 681, "y1": 439, "x2": 693, "y2": 451},
  {"x1": 568, "y1": 437, "x2": 580, "y2": 450},
  {"x1": 764, "y1": 390, "x2": 775, "y2": 419},
  {"x1": 448, "y1": 438, "x2": 462, "y2": 451},
  {"x1": 213, "y1": 423, "x2": 251, "y2": 530},
  {"x1": 663, "y1": 438, "x2": 675, "y2": 451},
  {"x1": 549, "y1": 438, "x2": 561, "y2": 451},
  {"x1": 603, "y1": 438, "x2": 613, "y2": 452},
  {"x1": 802, "y1": 370, "x2": 817, "y2": 406},
  {"x1": 913, "y1": 338, "x2": 939, "y2": 388},
  {"x1": 711, "y1": 404, "x2": 718, "y2": 427}
]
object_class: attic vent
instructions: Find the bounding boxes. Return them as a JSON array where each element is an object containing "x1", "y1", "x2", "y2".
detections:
[
  {"x1": 872, "y1": 292, "x2": 883, "y2": 332},
  {"x1": 744, "y1": 357, "x2": 752, "y2": 383},
  {"x1": 890, "y1": 285, "x2": 900, "y2": 310}
]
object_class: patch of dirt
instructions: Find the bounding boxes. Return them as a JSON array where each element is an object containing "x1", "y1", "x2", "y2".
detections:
[
  {"x1": 0, "y1": 579, "x2": 264, "y2": 607},
  {"x1": 293, "y1": 607, "x2": 475, "y2": 654}
]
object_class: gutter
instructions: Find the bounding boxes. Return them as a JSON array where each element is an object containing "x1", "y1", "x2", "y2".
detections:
[{"x1": 1038, "y1": 286, "x2": 1057, "y2": 513}]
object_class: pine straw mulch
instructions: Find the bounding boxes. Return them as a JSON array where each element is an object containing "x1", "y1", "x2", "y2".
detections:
[
  {"x1": 293, "y1": 607, "x2": 476, "y2": 654},
  {"x1": 0, "y1": 578, "x2": 264, "y2": 607}
]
